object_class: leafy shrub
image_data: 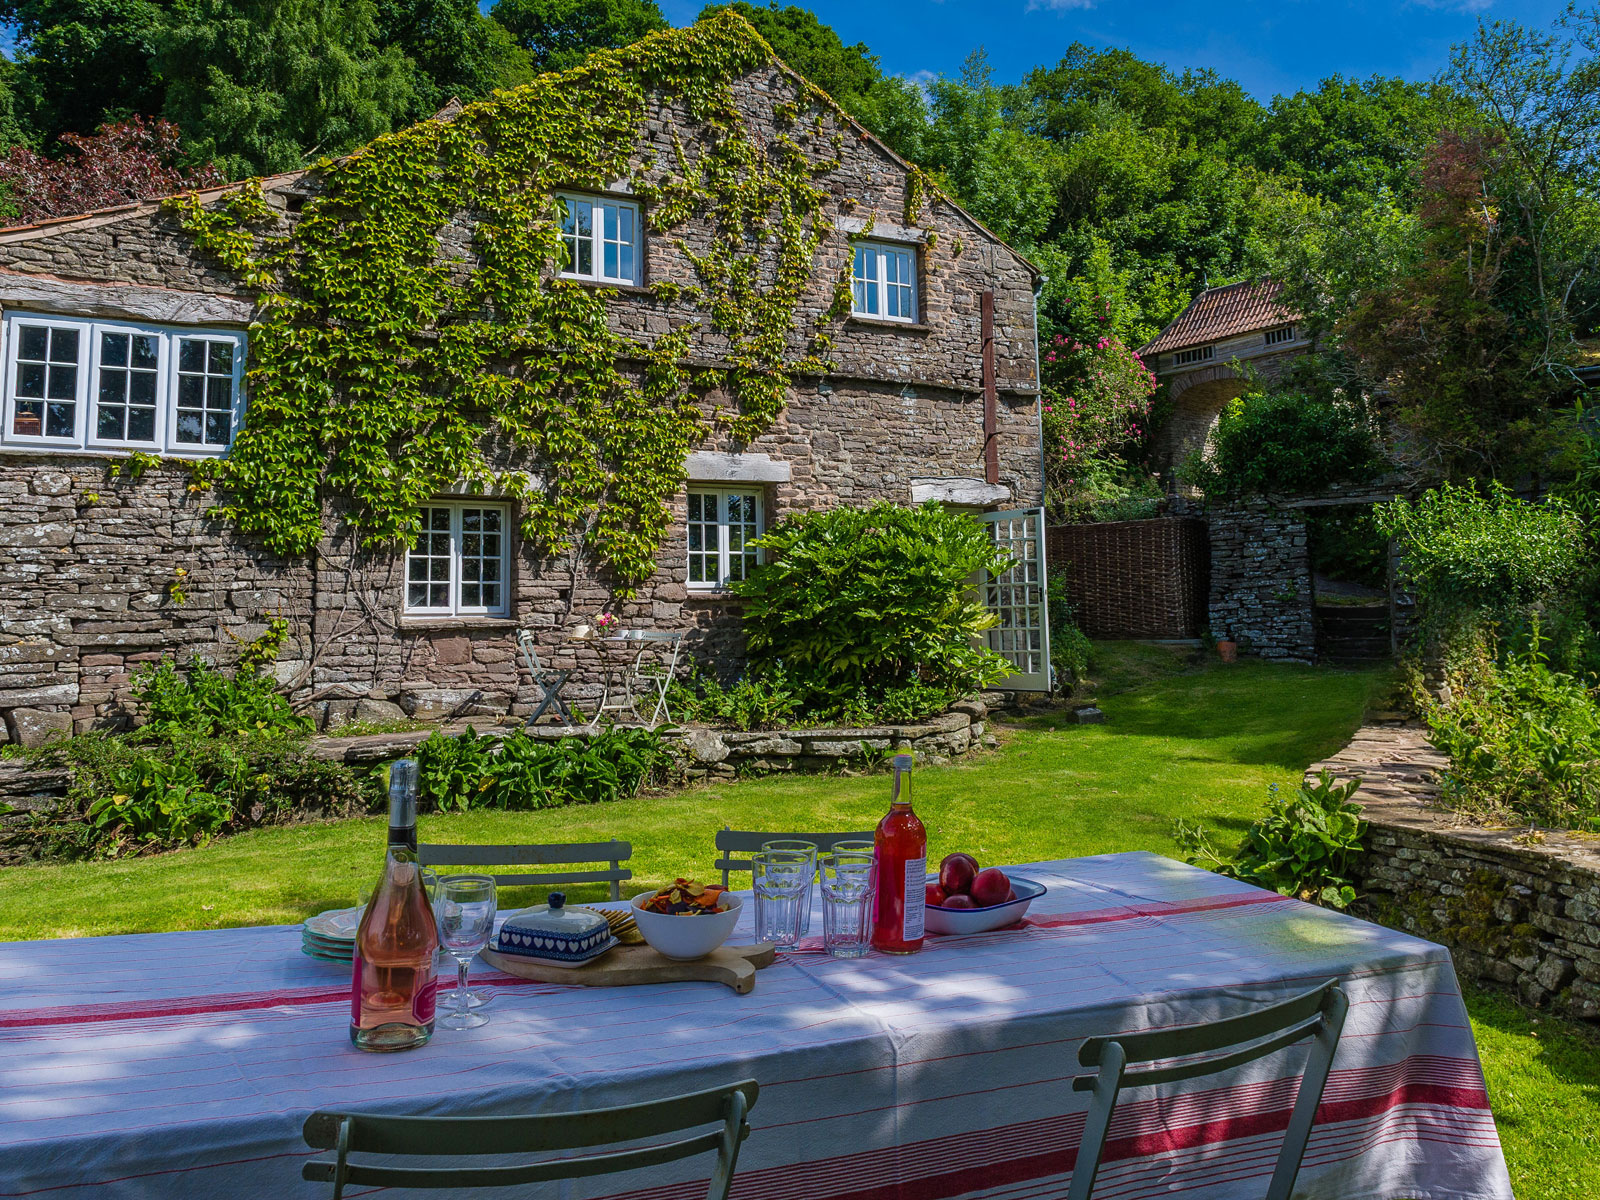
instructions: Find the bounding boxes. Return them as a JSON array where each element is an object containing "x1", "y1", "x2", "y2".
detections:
[
  {"x1": 665, "y1": 665, "x2": 802, "y2": 732},
  {"x1": 415, "y1": 726, "x2": 667, "y2": 812},
  {"x1": 8, "y1": 656, "x2": 372, "y2": 861},
  {"x1": 1420, "y1": 627, "x2": 1600, "y2": 830},
  {"x1": 735, "y1": 501, "x2": 1015, "y2": 701},
  {"x1": 1174, "y1": 772, "x2": 1368, "y2": 909},
  {"x1": 1182, "y1": 390, "x2": 1381, "y2": 496},
  {"x1": 1046, "y1": 574, "x2": 1092, "y2": 689},
  {"x1": 1377, "y1": 481, "x2": 1584, "y2": 617}
]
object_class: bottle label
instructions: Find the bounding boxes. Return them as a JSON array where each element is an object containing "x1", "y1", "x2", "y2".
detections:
[
  {"x1": 412, "y1": 972, "x2": 438, "y2": 1025},
  {"x1": 902, "y1": 857, "x2": 926, "y2": 940}
]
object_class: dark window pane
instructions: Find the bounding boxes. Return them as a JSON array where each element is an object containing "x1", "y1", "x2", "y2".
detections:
[
  {"x1": 462, "y1": 557, "x2": 480, "y2": 582},
  {"x1": 462, "y1": 510, "x2": 481, "y2": 531},
  {"x1": 688, "y1": 493, "x2": 702, "y2": 521},
  {"x1": 482, "y1": 558, "x2": 500, "y2": 581},
  {"x1": 46, "y1": 401, "x2": 74, "y2": 438},
  {"x1": 13, "y1": 401, "x2": 42, "y2": 435},
  {"x1": 208, "y1": 341, "x2": 233, "y2": 373},
  {"x1": 128, "y1": 407, "x2": 156, "y2": 441},
  {"x1": 208, "y1": 378, "x2": 232, "y2": 411},
  {"x1": 408, "y1": 582, "x2": 428, "y2": 607},
  {"x1": 204, "y1": 412, "x2": 230, "y2": 444},
  {"x1": 99, "y1": 371, "x2": 126, "y2": 406},
  {"x1": 482, "y1": 582, "x2": 501, "y2": 607},
  {"x1": 430, "y1": 558, "x2": 449, "y2": 582},
  {"x1": 101, "y1": 333, "x2": 129, "y2": 367},
  {"x1": 177, "y1": 374, "x2": 204, "y2": 407},
  {"x1": 47, "y1": 365, "x2": 76, "y2": 400},
  {"x1": 462, "y1": 583, "x2": 481, "y2": 607},
  {"x1": 481, "y1": 533, "x2": 500, "y2": 556},
  {"x1": 129, "y1": 371, "x2": 157, "y2": 405},
  {"x1": 430, "y1": 584, "x2": 448, "y2": 607},
  {"x1": 16, "y1": 362, "x2": 44, "y2": 398},
  {"x1": 98, "y1": 406, "x2": 125, "y2": 440},
  {"x1": 689, "y1": 558, "x2": 704, "y2": 583},
  {"x1": 429, "y1": 508, "x2": 451, "y2": 530},
  {"x1": 176, "y1": 411, "x2": 202, "y2": 442},
  {"x1": 132, "y1": 335, "x2": 159, "y2": 370},
  {"x1": 576, "y1": 238, "x2": 592, "y2": 276},
  {"x1": 179, "y1": 339, "x2": 204, "y2": 372},
  {"x1": 18, "y1": 326, "x2": 47, "y2": 361},
  {"x1": 49, "y1": 328, "x2": 78, "y2": 362},
  {"x1": 688, "y1": 526, "x2": 702, "y2": 552},
  {"x1": 462, "y1": 533, "x2": 480, "y2": 557},
  {"x1": 430, "y1": 532, "x2": 450, "y2": 556},
  {"x1": 408, "y1": 555, "x2": 428, "y2": 580}
]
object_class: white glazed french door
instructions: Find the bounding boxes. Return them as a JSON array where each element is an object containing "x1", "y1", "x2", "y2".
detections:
[{"x1": 980, "y1": 507, "x2": 1051, "y2": 691}]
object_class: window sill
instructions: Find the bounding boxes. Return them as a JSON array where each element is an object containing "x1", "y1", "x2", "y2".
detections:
[
  {"x1": 398, "y1": 615, "x2": 518, "y2": 632},
  {"x1": 558, "y1": 277, "x2": 652, "y2": 296},
  {"x1": 684, "y1": 589, "x2": 748, "y2": 603},
  {"x1": 847, "y1": 316, "x2": 932, "y2": 334}
]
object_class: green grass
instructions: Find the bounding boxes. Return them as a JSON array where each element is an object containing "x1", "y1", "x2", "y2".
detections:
[{"x1": 2, "y1": 644, "x2": 1593, "y2": 1198}]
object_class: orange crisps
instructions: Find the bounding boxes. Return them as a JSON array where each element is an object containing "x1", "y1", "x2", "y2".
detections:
[{"x1": 642, "y1": 878, "x2": 730, "y2": 915}]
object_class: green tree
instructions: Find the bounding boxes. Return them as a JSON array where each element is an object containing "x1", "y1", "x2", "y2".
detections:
[
  {"x1": 709, "y1": 2, "x2": 880, "y2": 103},
  {"x1": 489, "y1": 0, "x2": 666, "y2": 73},
  {"x1": 158, "y1": 0, "x2": 420, "y2": 177},
  {"x1": 0, "y1": 0, "x2": 170, "y2": 142},
  {"x1": 374, "y1": 0, "x2": 532, "y2": 114}
]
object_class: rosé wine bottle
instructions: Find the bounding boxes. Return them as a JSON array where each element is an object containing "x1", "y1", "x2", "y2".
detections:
[
  {"x1": 350, "y1": 759, "x2": 439, "y2": 1051},
  {"x1": 871, "y1": 754, "x2": 926, "y2": 954}
]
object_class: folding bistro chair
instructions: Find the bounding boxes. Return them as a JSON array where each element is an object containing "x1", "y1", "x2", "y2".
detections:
[
  {"x1": 714, "y1": 827, "x2": 876, "y2": 887},
  {"x1": 303, "y1": 1079, "x2": 758, "y2": 1200},
  {"x1": 1067, "y1": 978, "x2": 1349, "y2": 1200},
  {"x1": 419, "y1": 840, "x2": 632, "y2": 901},
  {"x1": 516, "y1": 628, "x2": 578, "y2": 728}
]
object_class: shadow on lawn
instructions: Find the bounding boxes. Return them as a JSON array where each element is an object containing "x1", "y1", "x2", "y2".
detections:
[{"x1": 1463, "y1": 981, "x2": 1600, "y2": 1100}]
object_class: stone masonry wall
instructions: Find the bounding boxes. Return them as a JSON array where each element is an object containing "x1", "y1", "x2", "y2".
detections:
[
  {"x1": 1205, "y1": 500, "x2": 1314, "y2": 661},
  {"x1": 0, "y1": 60, "x2": 1041, "y2": 742},
  {"x1": 1310, "y1": 723, "x2": 1600, "y2": 1022}
]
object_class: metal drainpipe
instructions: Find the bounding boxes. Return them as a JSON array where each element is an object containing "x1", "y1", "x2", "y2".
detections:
[{"x1": 1032, "y1": 275, "x2": 1047, "y2": 507}]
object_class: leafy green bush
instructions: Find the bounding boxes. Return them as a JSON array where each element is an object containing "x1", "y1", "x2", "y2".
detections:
[
  {"x1": 1377, "y1": 482, "x2": 1584, "y2": 616},
  {"x1": 735, "y1": 501, "x2": 1015, "y2": 702},
  {"x1": 415, "y1": 726, "x2": 667, "y2": 812},
  {"x1": 1420, "y1": 628, "x2": 1600, "y2": 830},
  {"x1": 1046, "y1": 574, "x2": 1093, "y2": 689},
  {"x1": 1182, "y1": 390, "x2": 1381, "y2": 496},
  {"x1": 8, "y1": 656, "x2": 373, "y2": 861},
  {"x1": 665, "y1": 666, "x2": 955, "y2": 730},
  {"x1": 1174, "y1": 771, "x2": 1368, "y2": 909}
]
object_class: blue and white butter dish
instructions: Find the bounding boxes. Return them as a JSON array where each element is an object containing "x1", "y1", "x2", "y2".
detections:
[{"x1": 493, "y1": 892, "x2": 618, "y2": 968}]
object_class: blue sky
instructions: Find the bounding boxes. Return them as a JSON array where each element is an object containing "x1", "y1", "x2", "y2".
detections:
[{"x1": 663, "y1": 0, "x2": 1573, "y2": 99}]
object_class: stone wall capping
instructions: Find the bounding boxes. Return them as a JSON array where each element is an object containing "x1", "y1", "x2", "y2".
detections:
[
  {"x1": 684, "y1": 451, "x2": 792, "y2": 484},
  {"x1": 846, "y1": 316, "x2": 933, "y2": 335},
  {"x1": 0, "y1": 269, "x2": 254, "y2": 325}
]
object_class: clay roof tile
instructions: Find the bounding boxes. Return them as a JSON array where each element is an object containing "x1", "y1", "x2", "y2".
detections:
[{"x1": 1139, "y1": 280, "x2": 1298, "y2": 357}]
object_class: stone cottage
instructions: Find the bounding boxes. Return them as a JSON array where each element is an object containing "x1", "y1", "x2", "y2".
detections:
[{"x1": 0, "y1": 14, "x2": 1043, "y2": 744}]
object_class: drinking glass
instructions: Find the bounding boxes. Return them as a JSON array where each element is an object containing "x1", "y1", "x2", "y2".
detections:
[
  {"x1": 831, "y1": 839, "x2": 875, "y2": 857},
  {"x1": 432, "y1": 879, "x2": 492, "y2": 1010},
  {"x1": 436, "y1": 875, "x2": 496, "y2": 1031},
  {"x1": 761, "y1": 840, "x2": 817, "y2": 938},
  {"x1": 753, "y1": 849, "x2": 811, "y2": 949},
  {"x1": 820, "y1": 851, "x2": 875, "y2": 959}
]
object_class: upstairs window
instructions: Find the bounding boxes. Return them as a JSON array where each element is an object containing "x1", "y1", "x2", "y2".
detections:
[
  {"x1": 687, "y1": 487, "x2": 763, "y2": 590},
  {"x1": 1172, "y1": 345, "x2": 1215, "y2": 367},
  {"x1": 1264, "y1": 324, "x2": 1296, "y2": 346},
  {"x1": 557, "y1": 193, "x2": 640, "y2": 286},
  {"x1": 405, "y1": 502, "x2": 510, "y2": 618},
  {"x1": 2, "y1": 313, "x2": 244, "y2": 455},
  {"x1": 852, "y1": 241, "x2": 918, "y2": 323}
]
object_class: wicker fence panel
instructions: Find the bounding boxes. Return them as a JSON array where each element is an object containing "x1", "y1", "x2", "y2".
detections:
[{"x1": 1046, "y1": 518, "x2": 1210, "y2": 639}]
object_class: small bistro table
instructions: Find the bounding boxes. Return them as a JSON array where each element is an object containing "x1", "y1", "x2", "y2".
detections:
[
  {"x1": 579, "y1": 628, "x2": 686, "y2": 728},
  {"x1": 0, "y1": 853, "x2": 1513, "y2": 1200}
]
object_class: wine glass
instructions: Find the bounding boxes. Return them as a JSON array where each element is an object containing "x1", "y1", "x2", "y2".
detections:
[{"x1": 436, "y1": 875, "x2": 496, "y2": 1031}]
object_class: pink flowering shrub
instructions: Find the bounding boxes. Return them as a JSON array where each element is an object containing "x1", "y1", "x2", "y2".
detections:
[{"x1": 1041, "y1": 332, "x2": 1157, "y2": 504}]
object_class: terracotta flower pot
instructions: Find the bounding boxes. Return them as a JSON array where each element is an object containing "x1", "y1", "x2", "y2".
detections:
[{"x1": 1217, "y1": 640, "x2": 1238, "y2": 663}]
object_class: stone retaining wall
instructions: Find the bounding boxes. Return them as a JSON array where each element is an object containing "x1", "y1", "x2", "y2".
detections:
[{"x1": 1310, "y1": 723, "x2": 1600, "y2": 1021}]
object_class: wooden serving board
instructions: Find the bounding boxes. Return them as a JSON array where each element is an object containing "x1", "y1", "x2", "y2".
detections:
[{"x1": 480, "y1": 941, "x2": 776, "y2": 995}]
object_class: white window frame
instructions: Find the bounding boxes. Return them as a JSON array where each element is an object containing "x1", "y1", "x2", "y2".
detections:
[
  {"x1": 1264, "y1": 325, "x2": 1296, "y2": 346},
  {"x1": 556, "y1": 192, "x2": 642, "y2": 286},
  {"x1": 686, "y1": 487, "x2": 764, "y2": 592},
  {"x1": 851, "y1": 240, "x2": 919, "y2": 323},
  {"x1": 404, "y1": 501, "x2": 512, "y2": 619},
  {"x1": 1, "y1": 312, "x2": 246, "y2": 457}
]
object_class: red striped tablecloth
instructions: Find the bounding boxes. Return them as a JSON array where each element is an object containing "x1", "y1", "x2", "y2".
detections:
[{"x1": 0, "y1": 852, "x2": 1512, "y2": 1199}]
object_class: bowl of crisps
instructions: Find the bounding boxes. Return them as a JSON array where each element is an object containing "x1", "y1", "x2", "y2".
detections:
[{"x1": 630, "y1": 879, "x2": 741, "y2": 961}]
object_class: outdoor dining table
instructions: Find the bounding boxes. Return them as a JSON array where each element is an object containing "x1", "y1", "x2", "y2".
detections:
[{"x1": 0, "y1": 852, "x2": 1512, "y2": 1200}]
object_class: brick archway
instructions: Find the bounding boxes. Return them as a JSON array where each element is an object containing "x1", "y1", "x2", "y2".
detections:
[{"x1": 1156, "y1": 365, "x2": 1249, "y2": 476}]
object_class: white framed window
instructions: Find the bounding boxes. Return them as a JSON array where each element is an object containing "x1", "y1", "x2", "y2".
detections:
[
  {"x1": 2, "y1": 312, "x2": 245, "y2": 455},
  {"x1": 405, "y1": 502, "x2": 510, "y2": 617},
  {"x1": 1264, "y1": 325, "x2": 1296, "y2": 346},
  {"x1": 1172, "y1": 345, "x2": 1215, "y2": 366},
  {"x1": 851, "y1": 240, "x2": 918, "y2": 322},
  {"x1": 557, "y1": 192, "x2": 641, "y2": 286},
  {"x1": 687, "y1": 488, "x2": 763, "y2": 590}
]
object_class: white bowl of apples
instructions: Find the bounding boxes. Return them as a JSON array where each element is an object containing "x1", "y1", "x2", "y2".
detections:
[{"x1": 924, "y1": 853, "x2": 1046, "y2": 935}]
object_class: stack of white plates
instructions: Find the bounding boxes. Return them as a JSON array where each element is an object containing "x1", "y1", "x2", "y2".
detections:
[{"x1": 302, "y1": 907, "x2": 361, "y2": 964}]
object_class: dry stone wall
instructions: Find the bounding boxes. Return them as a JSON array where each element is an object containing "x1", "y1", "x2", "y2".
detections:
[
  {"x1": 1204, "y1": 500, "x2": 1314, "y2": 661},
  {"x1": 0, "y1": 63, "x2": 1040, "y2": 741},
  {"x1": 1311, "y1": 723, "x2": 1600, "y2": 1022}
]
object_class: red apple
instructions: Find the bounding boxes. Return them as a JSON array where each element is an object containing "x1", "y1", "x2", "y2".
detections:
[
  {"x1": 941, "y1": 893, "x2": 977, "y2": 909},
  {"x1": 1004, "y1": 888, "x2": 1018, "y2": 904},
  {"x1": 924, "y1": 883, "x2": 947, "y2": 909},
  {"x1": 970, "y1": 867, "x2": 1011, "y2": 907},
  {"x1": 939, "y1": 853, "x2": 979, "y2": 895}
]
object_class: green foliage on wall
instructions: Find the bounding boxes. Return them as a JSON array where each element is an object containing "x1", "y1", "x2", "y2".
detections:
[{"x1": 173, "y1": 12, "x2": 854, "y2": 591}]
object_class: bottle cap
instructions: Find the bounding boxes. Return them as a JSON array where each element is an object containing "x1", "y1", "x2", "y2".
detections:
[{"x1": 893, "y1": 753, "x2": 913, "y2": 771}]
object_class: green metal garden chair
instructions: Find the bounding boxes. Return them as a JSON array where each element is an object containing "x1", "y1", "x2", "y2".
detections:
[
  {"x1": 1067, "y1": 978, "x2": 1349, "y2": 1200},
  {"x1": 713, "y1": 827, "x2": 875, "y2": 887},
  {"x1": 418, "y1": 839, "x2": 632, "y2": 900},
  {"x1": 302, "y1": 1078, "x2": 758, "y2": 1199}
]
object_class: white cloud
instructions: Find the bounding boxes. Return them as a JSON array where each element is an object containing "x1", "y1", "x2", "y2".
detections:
[
  {"x1": 1407, "y1": 0, "x2": 1493, "y2": 12},
  {"x1": 1026, "y1": 0, "x2": 1097, "y2": 11}
]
